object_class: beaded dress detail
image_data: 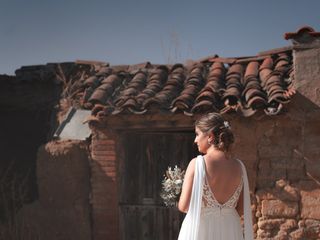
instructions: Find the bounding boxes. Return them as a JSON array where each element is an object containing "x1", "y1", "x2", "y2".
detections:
[{"x1": 202, "y1": 175, "x2": 243, "y2": 209}]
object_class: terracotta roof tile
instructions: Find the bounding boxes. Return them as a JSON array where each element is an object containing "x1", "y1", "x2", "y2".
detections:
[
  {"x1": 11, "y1": 49, "x2": 295, "y2": 119},
  {"x1": 143, "y1": 64, "x2": 186, "y2": 110},
  {"x1": 114, "y1": 71, "x2": 148, "y2": 108},
  {"x1": 242, "y1": 61, "x2": 267, "y2": 110},
  {"x1": 171, "y1": 63, "x2": 206, "y2": 113},
  {"x1": 74, "y1": 49, "x2": 294, "y2": 118},
  {"x1": 190, "y1": 62, "x2": 225, "y2": 114},
  {"x1": 284, "y1": 26, "x2": 320, "y2": 40}
]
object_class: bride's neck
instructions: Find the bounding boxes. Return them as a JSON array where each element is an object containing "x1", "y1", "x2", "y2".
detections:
[{"x1": 205, "y1": 147, "x2": 230, "y2": 161}]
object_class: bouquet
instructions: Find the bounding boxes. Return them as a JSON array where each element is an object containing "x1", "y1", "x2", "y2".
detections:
[{"x1": 160, "y1": 165, "x2": 185, "y2": 207}]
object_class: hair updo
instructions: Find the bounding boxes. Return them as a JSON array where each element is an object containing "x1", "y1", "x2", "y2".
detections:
[{"x1": 195, "y1": 113, "x2": 234, "y2": 152}]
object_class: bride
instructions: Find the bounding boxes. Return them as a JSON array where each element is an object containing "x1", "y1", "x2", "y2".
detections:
[{"x1": 177, "y1": 113, "x2": 253, "y2": 240}]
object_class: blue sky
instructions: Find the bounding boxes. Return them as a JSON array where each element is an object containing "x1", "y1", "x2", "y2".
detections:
[{"x1": 0, "y1": 0, "x2": 319, "y2": 74}]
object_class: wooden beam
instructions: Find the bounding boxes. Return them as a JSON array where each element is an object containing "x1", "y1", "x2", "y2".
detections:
[{"x1": 95, "y1": 113, "x2": 198, "y2": 131}]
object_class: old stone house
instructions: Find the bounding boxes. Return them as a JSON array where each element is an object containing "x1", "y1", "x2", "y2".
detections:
[{"x1": 0, "y1": 26, "x2": 319, "y2": 240}]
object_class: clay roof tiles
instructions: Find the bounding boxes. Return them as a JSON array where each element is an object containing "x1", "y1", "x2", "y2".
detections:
[
  {"x1": 71, "y1": 48, "x2": 294, "y2": 118},
  {"x1": 284, "y1": 26, "x2": 320, "y2": 40},
  {"x1": 10, "y1": 49, "x2": 294, "y2": 119}
]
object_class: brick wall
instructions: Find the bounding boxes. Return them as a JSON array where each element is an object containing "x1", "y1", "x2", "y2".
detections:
[{"x1": 90, "y1": 129, "x2": 119, "y2": 240}]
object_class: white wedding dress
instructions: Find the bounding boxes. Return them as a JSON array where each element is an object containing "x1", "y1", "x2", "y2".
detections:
[{"x1": 178, "y1": 155, "x2": 253, "y2": 240}]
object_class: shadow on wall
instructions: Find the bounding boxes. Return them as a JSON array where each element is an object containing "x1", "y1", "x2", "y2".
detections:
[
  {"x1": 11, "y1": 140, "x2": 93, "y2": 240},
  {"x1": 90, "y1": 158, "x2": 119, "y2": 240},
  {"x1": 0, "y1": 73, "x2": 62, "y2": 234},
  {"x1": 0, "y1": 109, "x2": 55, "y2": 198},
  {"x1": 0, "y1": 108, "x2": 55, "y2": 234},
  {"x1": 288, "y1": 92, "x2": 320, "y2": 186}
]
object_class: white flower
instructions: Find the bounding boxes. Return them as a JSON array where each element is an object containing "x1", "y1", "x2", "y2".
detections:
[
  {"x1": 175, "y1": 179, "x2": 182, "y2": 185},
  {"x1": 160, "y1": 166, "x2": 185, "y2": 207},
  {"x1": 224, "y1": 121, "x2": 231, "y2": 129}
]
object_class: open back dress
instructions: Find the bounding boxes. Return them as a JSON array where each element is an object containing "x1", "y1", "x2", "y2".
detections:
[{"x1": 177, "y1": 155, "x2": 253, "y2": 240}]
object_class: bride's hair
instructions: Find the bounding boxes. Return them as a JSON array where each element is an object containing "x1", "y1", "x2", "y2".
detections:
[{"x1": 195, "y1": 112, "x2": 234, "y2": 152}]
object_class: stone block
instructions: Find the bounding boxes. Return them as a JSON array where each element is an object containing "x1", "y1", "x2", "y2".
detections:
[
  {"x1": 261, "y1": 200, "x2": 299, "y2": 218},
  {"x1": 304, "y1": 219, "x2": 320, "y2": 239},
  {"x1": 258, "y1": 218, "x2": 298, "y2": 240},
  {"x1": 290, "y1": 228, "x2": 304, "y2": 239},
  {"x1": 257, "y1": 229, "x2": 272, "y2": 239},
  {"x1": 258, "y1": 218, "x2": 297, "y2": 230},
  {"x1": 294, "y1": 219, "x2": 320, "y2": 239},
  {"x1": 256, "y1": 189, "x2": 276, "y2": 201},
  {"x1": 274, "y1": 230, "x2": 290, "y2": 240},
  {"x1": 281, "y1": 185, "x2": 300, "y2": 202},
  {"x1": 257, "y1": 219, "x2": 293, "y2": 239},
  {"x1": 280, "y1": 219, "x2": 297, "y2": 231},
  {"x1": 301, "y1": 188, "x2": 320, "y2": 220},
  {"x1": 257, "y1": 181, "x2": 300, "y2": 203},
  {"x1": 258, "y1": 218, "x2": 284, "y2": 230},
  {"x1": 273, "y1": 180, "x2": 300, "y2": 202}
]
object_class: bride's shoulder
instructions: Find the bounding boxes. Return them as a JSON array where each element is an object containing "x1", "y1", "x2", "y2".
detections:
[
  {"x1": 227, "y1": 158, "x2": 242, "y2": 171},
  {"x1": 185, "y1": 156, "x2": 198, "y2": 173},
  {"x1": 182, "y1": 158, "x2": 196, "y2": 180},
  {"x1": 232, "y1": 158, "x2": 248, "y2": 174},
  {"x1": 188, "y1": 157, "x2": 197, "y2": 167},
  {"x1": 234, "y1": 158, "x2": 245, "y2": 167},
  {"x1": 186, "y1": 155, "x2": 204, "y2": 174}
]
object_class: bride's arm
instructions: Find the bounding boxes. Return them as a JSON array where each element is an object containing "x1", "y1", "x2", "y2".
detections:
[{"x1": 177, "y1": 158, "x2": 196, "y2": 213}]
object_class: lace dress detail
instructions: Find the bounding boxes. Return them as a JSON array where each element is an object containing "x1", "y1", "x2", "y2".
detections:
[
  {"x1": 197, "y1": 166, "x2": 245, "y2": 239},
  {"x1": 177, "y1": 156, "x2": 253, "y2": 240},
  {"x1": 202, "y1": 175, "x2": 243, "y2": 209}
]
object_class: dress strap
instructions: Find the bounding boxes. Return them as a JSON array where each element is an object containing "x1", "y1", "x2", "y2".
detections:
[
  {"x1": 178, "y1": 155, "x2": 205, "y2": 240},
  {"x1": 237, "y1": 159, "x2": 254, "y2": 240}
]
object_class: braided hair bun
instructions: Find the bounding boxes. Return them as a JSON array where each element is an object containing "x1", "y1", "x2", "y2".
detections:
[{"x1": 195, "y1": 113, "x2": 234, "y2": 152}]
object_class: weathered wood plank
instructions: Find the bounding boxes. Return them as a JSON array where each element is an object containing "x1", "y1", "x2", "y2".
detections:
[
  {"x1": 98, "y1": 113, "x2": 199, "y2": 130},
  {"x1": 119, "y1": 205, "x2": 185, "y2": 240}
]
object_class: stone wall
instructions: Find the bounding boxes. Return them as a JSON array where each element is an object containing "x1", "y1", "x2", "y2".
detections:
[
  {"x1": 230, "y1": 99, "x2": 320, "y2": 239},
  {"x1": 87, "y1": 106, "x2": 320, "y2": 240},
  {"x1": 19, "y1": 140, "x2": 92, "y2": 240}
]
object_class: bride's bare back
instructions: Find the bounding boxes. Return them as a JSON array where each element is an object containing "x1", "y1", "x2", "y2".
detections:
[
  {"x1": 204, "y1": 156, "x2": 243, "y2": 205},
  {"x1": 178, "y1": 113, "x2": 253, "y2": 239}
]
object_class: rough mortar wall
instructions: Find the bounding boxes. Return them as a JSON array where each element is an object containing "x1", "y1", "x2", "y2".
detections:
[{"x1": 19, "y1": 140, "x2": 92, "y2": 240}]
